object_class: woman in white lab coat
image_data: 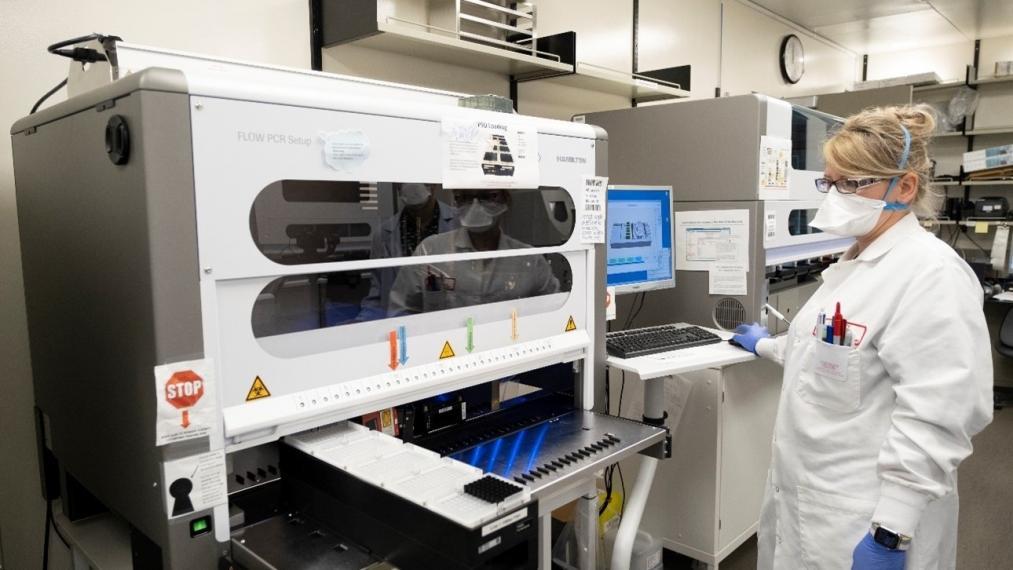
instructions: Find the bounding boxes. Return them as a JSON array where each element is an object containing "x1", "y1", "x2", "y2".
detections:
[{"x1": 732, "y1": 105, "x2": 993, "y2": 570}]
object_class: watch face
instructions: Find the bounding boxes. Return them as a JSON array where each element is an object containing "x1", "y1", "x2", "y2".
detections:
[
  {"x1": 780, "y1": 35, "x2": 805, "y2": 84},
  {"x1": 874, "y1": 527, "x2": 901, "y2": 550}
]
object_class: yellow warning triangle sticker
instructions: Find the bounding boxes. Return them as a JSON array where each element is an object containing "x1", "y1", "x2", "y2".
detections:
[
  {"x1": 246, "y1": 376, "x2": 271, "y2": 401},
  {"x1": 565, "y1": 316, "x2": 577, "y2": 332},
  {"x1": 439, "y1": 341, "x2": 456, "y2": 359}
]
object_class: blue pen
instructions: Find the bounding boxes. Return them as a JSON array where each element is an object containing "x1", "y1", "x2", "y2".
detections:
[{"x1": 825, "y1": 324, "x2": 834, "y2": 344}]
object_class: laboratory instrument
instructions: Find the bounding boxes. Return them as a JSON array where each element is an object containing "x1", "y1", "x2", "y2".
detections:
[{"x1": 12, "y1": 39, "x2": 667, "y2": 569}]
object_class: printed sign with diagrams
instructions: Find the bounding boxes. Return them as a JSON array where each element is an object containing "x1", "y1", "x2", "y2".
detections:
[
  {"x1": 441, "y1": 118, "x2": 539, "y2": 189},
  {"x1": 759, "y1": 135, "x2": 791, "y2": 192},
  {"x1": 154, "y1": 359, "x2": 216, "y2": 446},
  {"x1": 163, "y1": 450, "x2": 227, "y2": 519},
  {"x1": 674, "y1": 209, "x2": 750, "y2": 272}
]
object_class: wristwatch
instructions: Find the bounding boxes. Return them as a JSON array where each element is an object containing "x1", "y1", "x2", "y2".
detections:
[{"x1": 871, "y1": 522, "x2": 912, "y2": 551}]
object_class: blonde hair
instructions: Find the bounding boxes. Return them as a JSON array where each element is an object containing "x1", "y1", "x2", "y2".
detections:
[{"x1": 823, "y1": 104, "x2": 941, "y2": 217}]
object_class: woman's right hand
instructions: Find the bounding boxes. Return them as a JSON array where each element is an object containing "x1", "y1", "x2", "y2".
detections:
[{"x1": 732, "y1": 322, "x2": 770, "y2": 355}]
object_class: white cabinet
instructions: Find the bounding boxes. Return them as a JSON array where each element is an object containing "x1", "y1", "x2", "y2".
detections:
[{"x1": 610, "y1": 357, "x2": 782, "y2": 569}]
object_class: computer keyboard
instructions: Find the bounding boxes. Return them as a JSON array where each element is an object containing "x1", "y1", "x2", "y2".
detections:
[{"x1": 606, "y1": 324, "x2": 722, "y2": 359}]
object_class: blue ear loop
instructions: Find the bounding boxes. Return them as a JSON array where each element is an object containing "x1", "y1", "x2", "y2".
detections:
[{"x1": 881, "y1": 125, "x2": 912, "y2": 211}]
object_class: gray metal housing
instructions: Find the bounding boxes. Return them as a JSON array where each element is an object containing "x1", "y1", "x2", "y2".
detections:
[
  {"x1": 584, "y1": 95, "x2": 774, "y2": 330},
  {"x1": 12, "y1": 69, "x2": 219, "y2": 568}
]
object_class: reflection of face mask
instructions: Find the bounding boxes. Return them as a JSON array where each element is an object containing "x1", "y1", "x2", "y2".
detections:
[
  {"x1": 809, "y1": 188, "x2": 886, "y2": 237},
  {"x1": 460, "y1": 198, "x2": 508, "y2": 232},
  {"x1": 401, "y1": 184, "x2": 430, "y2": 207}
]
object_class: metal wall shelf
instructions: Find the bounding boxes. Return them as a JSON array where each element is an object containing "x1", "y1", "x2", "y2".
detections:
[
  {"x1": 920, "y1": 219, "x2": 1012, "y2": 227},
  {"x1": 522, "y1": 62, "x2": 690, "y2": 103},
  {"x1": 317, "y1": 1, "x2": 691, "y2": 108},
  {"x1": 965, "y1": 128, "x2": 1013, "y2": 136},
  {"x1": 338, "y1": 18, "x2": 572, "y2": 77},
  {"x1": 969, "y1": 75, "x2": 1013, "y2": 86},
  {"x1": 912, "y1": 80, "x2": 967, "y2": 93},
  {"x1": 929, "y1": 180, "x2": 1013, "y2": 187}
]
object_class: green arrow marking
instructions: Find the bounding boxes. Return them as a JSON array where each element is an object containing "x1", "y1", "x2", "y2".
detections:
[{"x1": 466, "y1": 317, "x2": 475, "y2": 353}]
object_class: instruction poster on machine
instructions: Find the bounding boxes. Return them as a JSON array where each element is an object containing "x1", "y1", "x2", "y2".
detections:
[
  {"x1": 708, "y1": 264, "x2": 748, "y2": 295},
  {"x1": 162, "y1": 450, "x2": 227, "y2": 519},
  {"x1": 674, "y1": 209, "x2": 750, "y2": 272},
  {"x1": 441, "y1": 118, "x2": 539, "y2": 189},
  {"x1": 154, "y1": 358, "x2": 216, "y2": 446},
  {"x1": 759, "y1": 135, "x2": 791, "y2": 192},
  {"x1": 580, "y1": 176, "x2": 608, "y2": 243}
]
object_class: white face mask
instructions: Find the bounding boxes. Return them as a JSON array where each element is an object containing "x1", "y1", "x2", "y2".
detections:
[
  {"x1": 400, "y1": 183, "x2": 431, "y2": 207},
  {"x1": 459, "y1": 198, "x2": 508, "y2": 232},
  {"x1": 809, "y1": 188, "x2": 886, "y2": 237}
]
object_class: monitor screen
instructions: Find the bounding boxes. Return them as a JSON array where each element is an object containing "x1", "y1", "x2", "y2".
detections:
[{"x1": 606, "y1": 186, "x2": 675, "y2": 294}]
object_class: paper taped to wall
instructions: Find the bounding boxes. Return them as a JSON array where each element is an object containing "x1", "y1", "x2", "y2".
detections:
[{"x1": 674, "y1": 209, "x2": 750, "y2": 272}]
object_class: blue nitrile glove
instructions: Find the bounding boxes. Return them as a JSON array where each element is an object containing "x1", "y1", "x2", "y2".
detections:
[
  {"x1": 852, "y1": 533, "x2": 906, "y2": 570},
  {"x1": 731, "y1": 322, "x2": 769, "y2": 355}
]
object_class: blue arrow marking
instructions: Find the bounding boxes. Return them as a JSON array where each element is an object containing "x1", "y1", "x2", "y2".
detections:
[{"x1": 398, "y1": 326, "x2": 408, "y2": 365}]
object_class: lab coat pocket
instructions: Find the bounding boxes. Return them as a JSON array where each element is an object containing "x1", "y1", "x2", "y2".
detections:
[
  {"x1": 797, "y1": 486, "x2": 876, "y2": 570},
  {"x1": 797, "y1": 339, "x2": 861, "y2": 413}
]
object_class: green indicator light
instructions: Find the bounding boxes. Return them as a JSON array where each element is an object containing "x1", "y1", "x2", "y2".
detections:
[{"x1": 189, "y1": 517, "x2": 210, "y2": 537}]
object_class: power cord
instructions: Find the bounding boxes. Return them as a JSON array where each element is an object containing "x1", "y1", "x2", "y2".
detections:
[
  {"x1": 42, "y1": 499, "x2": 70, "y2": 570},
  {"x1": 30, "y1": 33, "x2": 119, "y2": 114}
]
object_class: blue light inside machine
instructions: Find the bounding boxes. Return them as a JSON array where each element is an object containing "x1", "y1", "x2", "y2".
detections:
[
  {"x1": 454, "y1": 420, "x2": 550, "y2": 476},
  {"x1": 504, "y1": 429, "x2": 527, "y2": 474},
  {"x1": 469, "y1": 443, "x2": 484, "y2": 467},
  {"x1": 485, "y1": 437, "x2": 503, "y2": 473},
  {"x1": 524, "y1": 423, "x2": 550, "y2": 473}
]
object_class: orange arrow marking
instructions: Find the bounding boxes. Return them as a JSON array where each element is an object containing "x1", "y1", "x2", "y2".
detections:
[{"x1": 389, "y1": 330, "x2": 399, "y2": 370}]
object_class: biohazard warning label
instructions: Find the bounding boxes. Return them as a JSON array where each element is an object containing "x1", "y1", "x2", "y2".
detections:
[
  {"x1": 154, "y1": 359, "x2": 216, "y2": 446},
  {"x1": 246, "y1": 376, "x2": 271, "y2": 401},
  {"x1": 565, "y1": 316, "x2": 577, "y2": 332},
  {"x1": 439, "y1": 341, "x2": 456, "y2": 359}
]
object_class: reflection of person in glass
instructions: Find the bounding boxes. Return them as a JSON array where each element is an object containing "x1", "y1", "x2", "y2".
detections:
[
  {"x1": 359, "y1": 183, "x2": 457, "y2": 319},
  {"x1": 388, "y1": 188, "x2": 559, "y2": 314}
]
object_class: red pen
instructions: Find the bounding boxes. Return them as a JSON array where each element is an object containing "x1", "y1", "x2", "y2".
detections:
[{"x1": 832, "y1": 302, "x2": 843, "y2": 343}]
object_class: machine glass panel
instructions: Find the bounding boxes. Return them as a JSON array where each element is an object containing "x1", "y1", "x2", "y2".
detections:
[
  {"x1": 790, "y1": 107, "x2": 839, "y2": 173},
  {"x1": 252, "y1": 252, "x2": 573, "y2": 337},
  {"x1": 250, "y1": 181, "x2": 575, "y2": 265},
  {"x1": 787, "y1": 208, "x2": 823, "y2": 235}
]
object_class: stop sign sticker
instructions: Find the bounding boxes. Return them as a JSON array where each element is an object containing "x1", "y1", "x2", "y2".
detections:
[
  {"x1": 155, "y1": 359, "x2": 216, "y2": 446},
  {"x1": 165, "y1": 370, "x2": 204, "y2": 427}
]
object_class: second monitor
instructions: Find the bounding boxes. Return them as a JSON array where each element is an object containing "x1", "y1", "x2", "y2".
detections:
[{"x1": 605, "y1": 185, "x2": 675, "y2": 294}]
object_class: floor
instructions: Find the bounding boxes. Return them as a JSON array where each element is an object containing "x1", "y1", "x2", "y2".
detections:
[{"x1": 660, "y1": 406, "x2": 1013, "y2": 569}]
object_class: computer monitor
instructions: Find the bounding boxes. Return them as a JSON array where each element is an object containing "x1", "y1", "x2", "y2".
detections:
[{"x1": 605, "y1": 185, "x2": 675, "y2": 294}]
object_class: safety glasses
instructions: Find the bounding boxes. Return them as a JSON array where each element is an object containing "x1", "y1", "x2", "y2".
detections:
[
  {"x1": 814, "y1": 177, "x2": 884, "y2": 194},
  {"x1": 453, "y1": 189, "x2": 508, "y2": 204}
]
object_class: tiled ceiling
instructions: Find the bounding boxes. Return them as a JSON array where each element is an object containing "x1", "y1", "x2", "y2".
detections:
[{"x1": 750, "y1": 0, "x2": 1013, "y2": 54}]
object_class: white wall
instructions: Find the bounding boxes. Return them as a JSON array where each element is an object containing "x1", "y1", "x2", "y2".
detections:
[
  {"x1": 640, "y1": 0, "x2": 722, "y2": 100},
  {"x1": 867, "y1": 35, "x2": 1013, "y2": 83},
  {"x1": 978, "y1": 35, "x2": 1013, "y2": 81},
  {"x1": 0, "y1": 2, "x2": 310, "y2": 569},
  {"x1": 867, "y1": 41, "x2": 975, "y2": 83},
  {"x1": 516, "y1": 0, "x2": 633, "y2": 119},
  {"x1": 720, "y1": 0, "x2": 857, "y2": 98}
]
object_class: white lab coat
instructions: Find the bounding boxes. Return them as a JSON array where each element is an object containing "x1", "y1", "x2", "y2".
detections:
[{"x1": 754, "y1": 214, "x2": 993, "y2": 570}]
